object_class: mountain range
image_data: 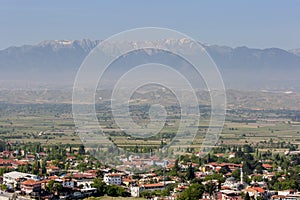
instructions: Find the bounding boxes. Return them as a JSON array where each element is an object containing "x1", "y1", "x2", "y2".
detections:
[{"x1": 0, "y1": 39, "x2": 299, "y2": 91}]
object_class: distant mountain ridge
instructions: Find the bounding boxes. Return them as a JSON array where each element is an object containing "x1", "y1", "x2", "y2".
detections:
[
  {"x1": 0, "y1": 39, "x2": 299, "y2": 90},
  {"x1": 289, "y1": 48, "x2": 300, "y2": 57},
  {"x1": 36, "y1": 39, "x2": 100, "y2": 52}
]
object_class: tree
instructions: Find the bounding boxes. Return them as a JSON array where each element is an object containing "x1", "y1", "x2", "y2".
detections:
[
  {"x1": 204, "y1": 181, "x2": 217, "y2": 199},
  {"x1": 92, "y1": 178, "x2": 106, "y2": 196},
  {"x1": 31, "y1": 160, "x2": 40, "y2": 175},
  {"x1": 53, "y1": 182, "x2": 62, "y2": 194},
  {"x1": 161, "y1": 184, "x2": 174, "y2": 197},
  {"x1": 178, "y1": 183, "x2": 204, "y2": 200},
  {"x1": 0, "y1": 168, "x2": 9, "y2": 176},
  {"x1": 1, "y1": 184, "x2": 8, "y2": 191},
  {"x1": 219, "y1": 166, "x2": 230, "y2": 174},
  {"x1": 116, "y1": 186, "x2": 130, "y2": 197},
  {"x1": 186, "y1": 164, "x2": 195, "y2": 180},
  {"x1": 172, "y1": 159, "x2": 180, "y2": 174},
  {"x1": 244, "y1": 192, "x2": 250, "y2": 200},
  {"x1": 232, "y1": 169, "x2": 240, "y2": 179},
  {"x1": 140, "y1": 190, "x2": 151, "y2": 198},
  {"x1": 79, "y1": 144, "x2": 85, "y2": 155},
  {"x1": 243, "y1": 144, "x2": 253, "y2": 153},
  {"x1": 41, "y1": 160, "x2": 47, "y2": 175},
  {"x1": 106, "y1": 185, "x2": 118, "y2": 197},
  {"x1": 255, "y1": 163, "x2": 263, "y2": 174},
  {"x1": 77, "y1": 162, "x2": 88, "y2": 172},
  {"x1": 46, "y1": 180, "x2": 62, "y2": 195},
  {"x1": 274, "y1": 179, "x2": 297, "y2": 190},
  {"x1": 204, "y1": 172, "x2": 225, "y2": 183},
  {"x1": 207, "y1": 154, "x2": 211, "y2": 163}
]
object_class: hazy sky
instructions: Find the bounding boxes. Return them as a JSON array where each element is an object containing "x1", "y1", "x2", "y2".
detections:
[{"x1": 1, "y1": 0, "x2": 299, "y2": 50}]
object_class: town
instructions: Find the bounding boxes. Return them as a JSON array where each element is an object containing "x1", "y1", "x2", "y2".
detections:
[
  {"x1": 0, "y1": 140, "x2": 299, "y2": 200},
  {"x1": 1, "y1": 0, "x2": 300, "y2": 200}
]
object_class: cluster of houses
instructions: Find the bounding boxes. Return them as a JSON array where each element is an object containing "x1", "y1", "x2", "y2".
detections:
[
  {"x1": 0, "y1": 147, "x2": 300, "y2": 200},
  {"x1": 1, "y1": 170, "x2": 99, "y2": 199},
  {"x1": 0, "y1": 151, "x2": 106, "y2": 199},
  {"x1": 117, "y1": 155, "x2": 300, "y2": 200}
]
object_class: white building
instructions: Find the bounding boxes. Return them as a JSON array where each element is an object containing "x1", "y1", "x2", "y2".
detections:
[
  {"x1": 76, "y1": 179, "x2": 94, "y2": 189},
  {"x1": 278, "y1": 190, "x2": 296, "y2": 196},
  {"x1": 103, "y1": 173, "x2": 122, "y2": 185},
  {"x1": 3, "y1": 171, "x2": 39, "y2": 188},
  {"x1": 223, "y1": 177, "x2": 237, "y2": 188},
  {"x1": 131, "y1": 186, "x2": 140, "y2": 197},
  {"x1": 54, "y1": 177, "x2": 75, "y2": 188},
  {"x1": 130, "y1": 183, "x2": 166, "y2": 197}
]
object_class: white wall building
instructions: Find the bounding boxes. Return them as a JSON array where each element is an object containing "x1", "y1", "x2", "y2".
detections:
[
  {"x1": 3, "y1": 171, "x2": 39, "y2": 188},
  {"x1": 103, "y1": 173, "x2": 122, "y2": 185},
  {"x1": 130, "y1": 183, "x2": 166, "y2": 197},
  {"x1": 131, "y1": 186, "x2": 140, "y2": 197},
  {"x1": 278, "y1": 190, "x2": 295, "y2": 196},
  {"x1": 76, "y1": 179, "x2": 94, "y2": 189}
]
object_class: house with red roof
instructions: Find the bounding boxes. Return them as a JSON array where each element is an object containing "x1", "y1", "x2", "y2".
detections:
[
  {"x1": 243, "y1": 187, "x2": 266, "y2": 199},
  {"x1": 21, "y1": 179, "x2": 42, "y2": 195},
  {"x1": 262, "y1": 163, "x2": 273, "y2": 170},
  {"x1": 46, "y1": 165, "x2": 60, "y2": 175}
]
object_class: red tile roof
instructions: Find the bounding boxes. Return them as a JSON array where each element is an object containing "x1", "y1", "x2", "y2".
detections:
[
  {"x1": 142, "y1": 183, "x2": 164, "y2": 188},
  {"x1": 253, "y1": 187, "x2": 265, "y2": 193},
  {"x1": 46, "y1": 165, "x2": 59, "y2": 170},
  {"x1": 48, "y1": 176, "x2": 58, "y2": 180},
  {"x1": 123, "y1": 178, "x2": 134, "y2": 183},
  {"x1": 22, "y1": 179, "x2": 41, "y2": 186},
  {"x1": 72, "y1": 173, "x2": 96, "y2": 179},
  {"x1": 262, "y1": 164, "x2": 273, "y2": 169},
  {"x1": 107, "y1": 173, "x2": 122, "y2": 177}
]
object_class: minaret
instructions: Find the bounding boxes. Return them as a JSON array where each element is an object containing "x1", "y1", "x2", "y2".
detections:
[
  {"x1": 163, "y1": 160, "x2": 166, "y2": 187},
  {"x1": 240, "y1": 161, "x2": 243, "y2": 184}
]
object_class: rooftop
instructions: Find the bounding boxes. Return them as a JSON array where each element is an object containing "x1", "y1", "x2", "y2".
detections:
[
  {"x1": 4, "y1": 171, "x2": 38, "y2": 180},
  {"x1": 22, "y1": 179, "x2": 41, "y2": 186}
]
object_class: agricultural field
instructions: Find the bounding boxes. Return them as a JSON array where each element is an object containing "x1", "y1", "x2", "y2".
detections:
[
  {"x1": 0, "y1": 89, "x2": 299, "y2": 153},
  {"x1": 0, "y1": 103, "x2": 79, "y2": 145}
]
